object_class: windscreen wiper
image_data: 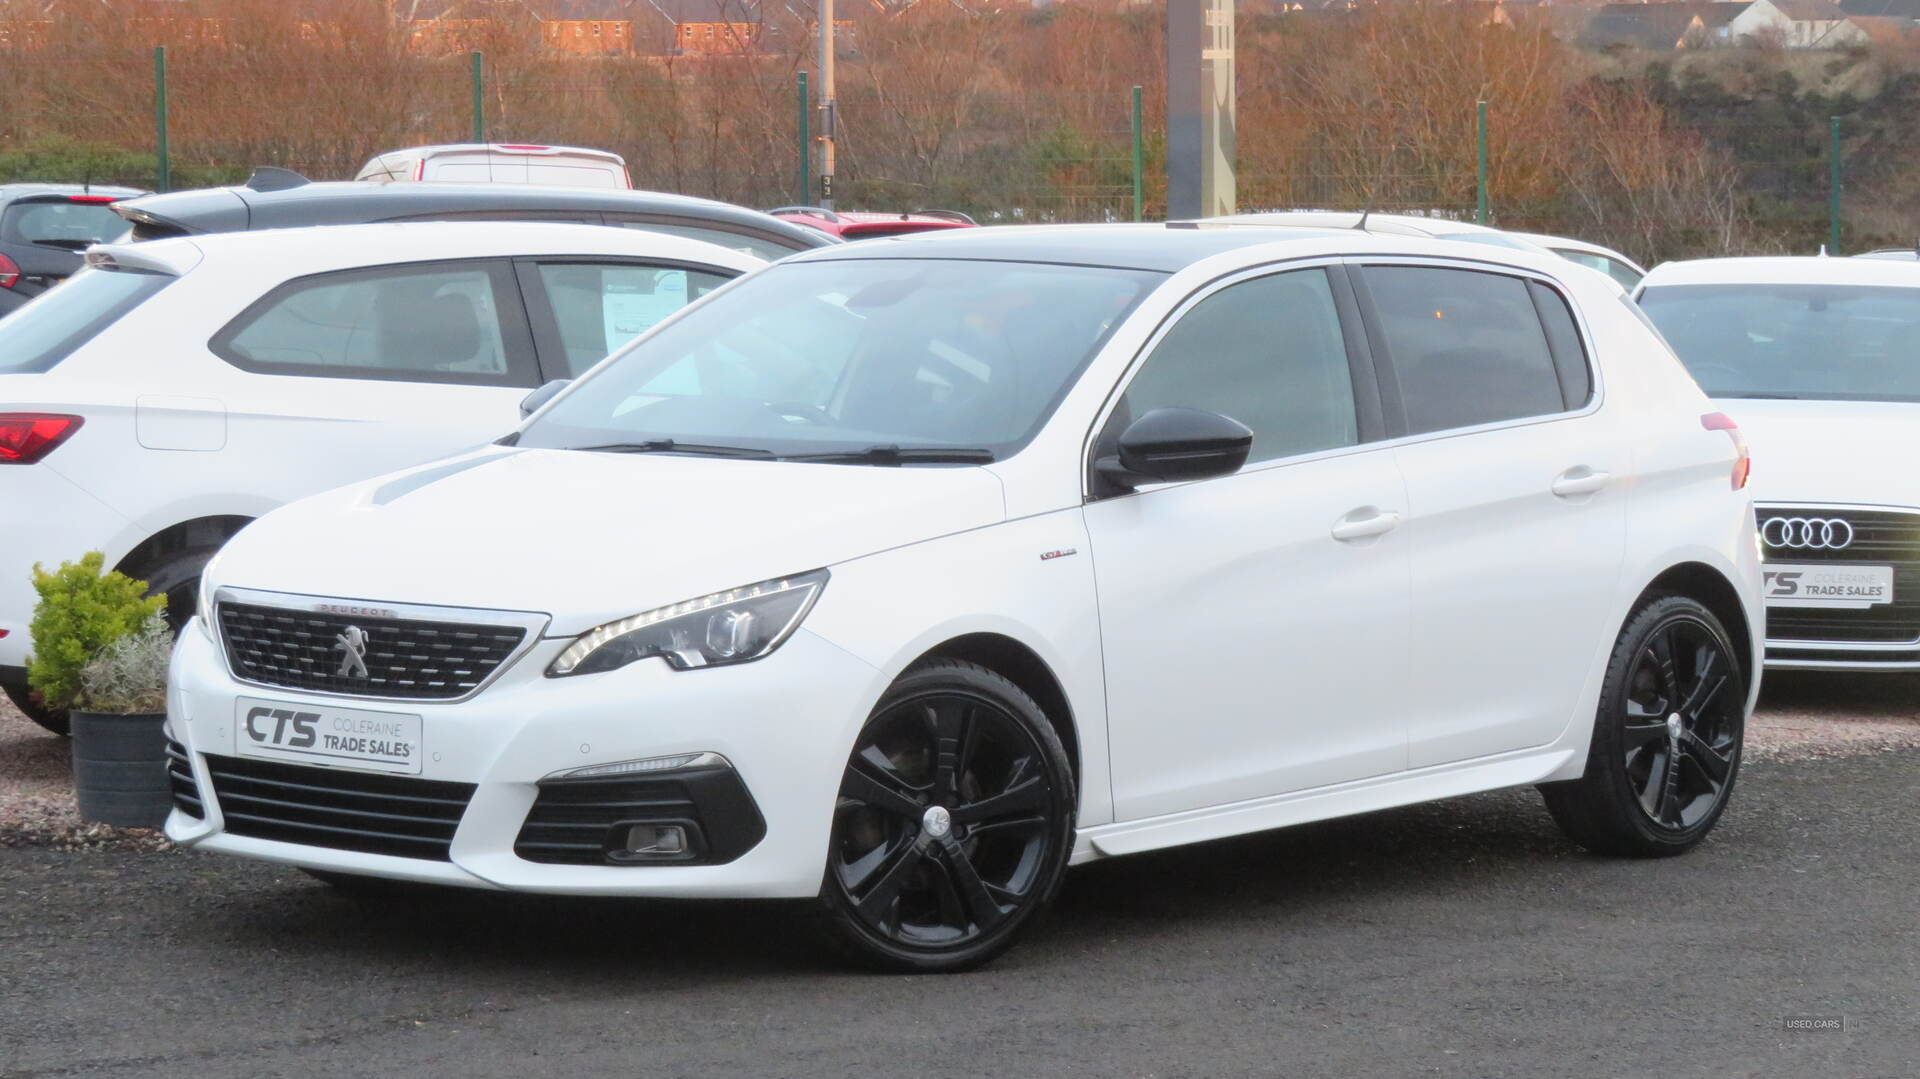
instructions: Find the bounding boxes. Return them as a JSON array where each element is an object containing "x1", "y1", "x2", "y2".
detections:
[
  {"x1": 572, "y1": 439, "x2": 775, "y2": 459},
  {"x1": 782, "y1": 444, "x2": 996, "y2": 465}
]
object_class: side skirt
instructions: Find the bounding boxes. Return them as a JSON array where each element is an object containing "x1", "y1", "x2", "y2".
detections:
[{"x1": 1069, "y1": 747, "x2": 1577, "y2": 864}]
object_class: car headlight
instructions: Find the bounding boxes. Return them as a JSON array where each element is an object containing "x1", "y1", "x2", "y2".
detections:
[
  {"x1": 195, "y1": 578, "x2": 217, "y2": 640},
  {"x1": 548, "y1": 570, "x2": 829, "y2": 677}
]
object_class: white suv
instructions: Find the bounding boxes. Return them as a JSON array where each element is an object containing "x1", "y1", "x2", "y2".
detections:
[
  {"x1": 168, "y1": 225, "x2": 1762, "y2": 971},
  {"x1": 0, "y1": 222, "x2": 762, "y2": 731},
  {"x1": 1637, "y1": 255, "x2": 1920, "y2": 671}
]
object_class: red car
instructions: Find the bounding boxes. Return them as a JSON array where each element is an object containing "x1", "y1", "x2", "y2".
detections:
[{"x1": 770, "y1": 206, "x2": 976, "y2": 241}]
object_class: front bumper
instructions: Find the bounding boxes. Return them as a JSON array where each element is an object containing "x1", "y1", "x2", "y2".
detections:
[{"x1": 165, "y1": 621, "x2": 882, "y2": 898}]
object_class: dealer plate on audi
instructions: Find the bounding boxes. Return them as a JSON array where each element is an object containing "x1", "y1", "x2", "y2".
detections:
[
  {"x1": 234, "y1": 697, "x2": 423, "y2": 775},
  {"x1": 1762, "y1": 564, "x2": 1894, "y2": 609}
]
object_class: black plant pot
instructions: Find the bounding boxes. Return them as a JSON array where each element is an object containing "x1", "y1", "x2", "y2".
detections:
[{"x1": 70, "y1": 710, "x2": 171, "y2": 828}]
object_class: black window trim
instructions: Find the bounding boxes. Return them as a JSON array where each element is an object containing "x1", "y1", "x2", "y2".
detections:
[
  {"x1": 512, "y1": 255, "x2": 744, "y2": 383},
  {"x1": 1344, "y1": 257, "x2": 1603, "y2": 443},
  {"x1": 1081, "y1": 256, "x2": 1387, "y2": 502},
  {"x1": 208, "y1": 258, "x2": 543, "y2": 388}
]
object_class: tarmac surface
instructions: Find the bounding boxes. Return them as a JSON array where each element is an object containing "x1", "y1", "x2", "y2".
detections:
[{"x1": 1, "y1": 678, "x2": 1916, "y2": 1078}]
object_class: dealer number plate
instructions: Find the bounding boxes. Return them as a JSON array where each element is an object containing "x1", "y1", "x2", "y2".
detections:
[
  {"x1": 1762, "y1": 564, "x2": 1894, "y2": 610},
  {"x1": 234, "y1": 697, "x2": 424, "y2": 775}
]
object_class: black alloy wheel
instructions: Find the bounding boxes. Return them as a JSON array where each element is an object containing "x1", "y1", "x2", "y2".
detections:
[
  {"x1": 1542, "y1": 594, "x2": 1746, "y2": 857},
  {"x1": 819, "y1": 660, "x2": 1075, "y2": 972}
]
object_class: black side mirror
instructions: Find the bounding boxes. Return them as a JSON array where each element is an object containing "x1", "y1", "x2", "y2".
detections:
[
  {"x1": 519, "y1": 378, "x2": 571, "y2": 419},
  {"x1": 1095, "y1": 407, "x2": 1253, "y2": 489}
]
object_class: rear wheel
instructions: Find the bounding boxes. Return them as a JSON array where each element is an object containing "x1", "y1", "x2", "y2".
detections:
[
  {"x1": 817, "y1": 660, "x2": 1076, "y2": 973},
  {"x1": 1, "y1": 679, "x2": 68, "y2": 737},
  {"x1": 1541, "y1": 594, "x2": 1746, "y2": 857}
]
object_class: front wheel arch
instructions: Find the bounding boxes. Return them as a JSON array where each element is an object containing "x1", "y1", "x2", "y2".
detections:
[{"x1": 909, "y1": 632, "x2": 1079, "y2": 785}]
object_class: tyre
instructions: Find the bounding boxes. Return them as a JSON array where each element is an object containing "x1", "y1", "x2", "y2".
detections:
[
  {"x1": 125, "y1": 546, "x2": 222, "y2": 634},
  {"x1": 817, "y1": 659, "x2": 1076, "y2": 973},
  {"x1": 1541, "y1": 594, "x2": 1746, "y2": 857},
  {"x1": 2, "y1": 679, "x2": 69, "y2": 737}
]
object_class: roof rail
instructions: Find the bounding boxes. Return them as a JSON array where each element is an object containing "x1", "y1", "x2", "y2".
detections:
[
  {"x1": 907, "y1": 209, "x2": 977, "y2": 224},
  {"x1": 769, "y1": 205, "x2": 841, "y2": 223},
  {"x1": 245, "y1": 167, "x2": 311, "y2": 193}
]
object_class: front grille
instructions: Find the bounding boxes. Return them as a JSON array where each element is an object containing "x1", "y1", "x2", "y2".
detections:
[
  {"x1": 1760, "y1": 507, "x2": 1920, "y2": 644},
  {"x1": 166, "y1": 739, "x2": 203, "y2": 820},
  {"x1": 218, "y1": 601, "x2": 526, "y2": 700},
  {"x1": 515, "y1": 767, "x2": 765, "y2": 867},
  {"x1": 204, "y1": 753, "x2": 475, "y2": 861}
]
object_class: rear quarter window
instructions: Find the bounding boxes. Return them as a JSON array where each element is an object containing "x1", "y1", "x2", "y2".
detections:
[{"x1": 0, "y1": 267, "x2": 173, "y2": 374}]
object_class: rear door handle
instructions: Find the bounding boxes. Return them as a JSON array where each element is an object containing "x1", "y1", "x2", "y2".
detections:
[
  {"x1": 1551, "y1": 467, "x2": 1612, "y2": 498},
  {"x1": 1331, "y1": 507, "x2": 1403, "y2": 542}
]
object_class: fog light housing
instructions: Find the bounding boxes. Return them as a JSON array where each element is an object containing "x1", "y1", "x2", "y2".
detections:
[{"x1": 605, "y1": 820, "x2": 702, "y2": 864}]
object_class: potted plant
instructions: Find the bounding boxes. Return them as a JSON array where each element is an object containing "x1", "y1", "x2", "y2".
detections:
[{"x1": 26, "y1": 553, "x2": 172, "y2": 828}]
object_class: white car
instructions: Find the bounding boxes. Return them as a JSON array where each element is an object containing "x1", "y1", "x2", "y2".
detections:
[
  {"x1": 1511, "y1": 232, "x2": 1647, "y2": 291},
  {"x1": 1637, "y1": 255, "x2": 1920, "y2": 671},
  {"x1": 0, "y1": 222, "x2": 763, "y2": 732},
  {"x1": 1201, "y1": 214, "x2": 1640, "y2": 290},
  {"x1": 168, "y1": 224, "x2": 1762, "y2": 971},
  {"x1": 355, "y1": 144, "x2": 630, "y2": 189}
]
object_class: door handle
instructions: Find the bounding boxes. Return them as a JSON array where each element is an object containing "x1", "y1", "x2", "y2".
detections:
[
  {"x1": 1551, "y1": 467, "x2": 1612, "y2": 498},
  {"x1": 1331, "y1": 507, "x2": 1403, "y2": 542}
]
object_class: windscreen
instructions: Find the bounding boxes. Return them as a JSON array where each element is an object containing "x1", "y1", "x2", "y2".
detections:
[
  {"x1": 1638, "y1": 282, "x2": 1920, "y2": 401},
  {"x1": 517, "y1": 257, "x2": 1163, "y2": 461},
  {"x1": 0, "y1": 267, "x2": 173, "y2": 374}
]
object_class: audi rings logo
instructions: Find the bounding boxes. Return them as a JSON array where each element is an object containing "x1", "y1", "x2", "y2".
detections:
[{"x1": 1762, "y1": 517, "x2": 1855, "y2": 551}]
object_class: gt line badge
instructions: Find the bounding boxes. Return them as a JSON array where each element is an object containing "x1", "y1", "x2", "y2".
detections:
[
  {"x1": 1040, "y1": 548, "x2": 1078, "y2": 561},
  {"x1": 334, "y1": 625, "x2": 372, "y2": 678}
]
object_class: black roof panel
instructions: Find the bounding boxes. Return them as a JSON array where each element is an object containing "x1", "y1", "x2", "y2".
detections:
[{"x1": 114, "y1": 181, "x2": 833, "y2": 250}]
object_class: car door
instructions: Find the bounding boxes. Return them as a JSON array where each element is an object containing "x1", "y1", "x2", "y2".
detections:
[
  {"x1": 205, "y1": 257, "x2": 541, "y2": 498},
  {"x1": 514, "y1": 258, "x2": 738, "y2": 380},
  {"x1": 1083, "y1": 264, "x2": 1412, "y2": 823},
  {"x1": 1352, "y1": 261, "x2": 1630, "y2": 767}
]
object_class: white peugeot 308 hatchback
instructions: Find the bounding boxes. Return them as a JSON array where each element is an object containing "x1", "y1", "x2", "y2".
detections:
[
  {"x1": 168, "y1": 225, "x2": 1763, "y2": 971},
  {"x1": 1638, "y1": 256, "x2": 1920, "y2": 672}
]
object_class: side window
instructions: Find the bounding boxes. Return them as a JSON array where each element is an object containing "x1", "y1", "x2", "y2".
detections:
[
  {"x1": 1113, "y1": 268, "x2": 1358, "y2": 466},
  {"x1": 213, "y1": 261, "x2": 529, "y2": 386},
  {"x1": 1528, "y1": 280, "x2": 1592, "y2": 409},
  {"x1": 1365, "y1": 265, "x2": 1567, "y2": 435},
  {"x1": 532, "y1": 262, "x2": 731, "y2": 377}
]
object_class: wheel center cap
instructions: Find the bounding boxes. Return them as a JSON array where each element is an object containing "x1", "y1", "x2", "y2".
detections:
[
  {"x1": 1667, "y1": 713, "x2": 1684, "y2": 740},
  {"x1": 922, "y1": 805, "x2": 953, "y2": 840}
]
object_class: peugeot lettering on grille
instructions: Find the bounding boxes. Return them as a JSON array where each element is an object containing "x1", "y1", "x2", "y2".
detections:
[{"x1": 1762, "y1": 517, "x2": 1855, "y2": 551}]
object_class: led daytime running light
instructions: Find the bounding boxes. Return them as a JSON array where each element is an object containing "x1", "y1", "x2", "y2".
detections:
[{"x1": 549, "y1": 571, "x2": 826, "y2": 676}]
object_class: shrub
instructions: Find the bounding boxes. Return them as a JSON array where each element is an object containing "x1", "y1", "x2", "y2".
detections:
[
  {"x1": 78, "y1": 612, "x2": 173, "y2": 715},
  {"x1": 25, "y1": 553, "x2": 166, "y2": 713}
]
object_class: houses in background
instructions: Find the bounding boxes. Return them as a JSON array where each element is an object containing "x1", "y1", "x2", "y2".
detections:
[{"x1": 1544, "y1": 0, "x2": 1918, "y2": 51}]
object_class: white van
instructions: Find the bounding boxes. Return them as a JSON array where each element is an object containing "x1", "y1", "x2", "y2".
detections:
[{"x1": 354, "y1": 144, "x2": 630, "y2": 189}]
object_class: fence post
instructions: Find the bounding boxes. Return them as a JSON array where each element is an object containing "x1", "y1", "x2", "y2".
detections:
[
  {"x1": 797, "y1": 71, "x2": 810, "y2": 207},
  {"x1": 1829, "y1": 115, "x2": 1842, "y2": 255},
  {"x1": 153, "y1": 46, "x2": 170, "y2": 193},
  {"x1": 470, "y1": 51, "x2": 485, "y2": 144},
  {"x1": 1475, "y1": 100, "x2": 1489, "y2": 225},
  {"x1": 1132, "y1": 85, "x2": 1144, "y2": 223}
]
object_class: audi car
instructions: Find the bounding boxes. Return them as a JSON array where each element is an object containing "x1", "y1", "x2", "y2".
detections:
[
  {"x1": 1638, "y1": 256, "x2": 1920, "y2": 670},
  {"x1": 167, "y1": 224, "x2": 1762, "y2": 971}
]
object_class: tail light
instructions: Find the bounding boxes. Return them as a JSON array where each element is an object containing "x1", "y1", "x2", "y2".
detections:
[
  {"x1": 0, "y1": 414, "x2": 85, "y2": 464},
  {"x1": 0, "y1": 253, "x2": 20, "y2": 289},
  {"x1": 1701, "y1": 412, "x2": 1750, "y2": 490}
]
